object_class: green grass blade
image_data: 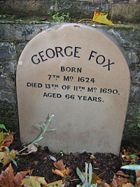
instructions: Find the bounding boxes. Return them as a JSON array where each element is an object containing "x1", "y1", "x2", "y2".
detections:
[
  {"x1": 76, "y1": 167, "x2": 85, "y2": 183},
  {"x1": 88, "y1": 163, "x2": 92, "y2": 184}
]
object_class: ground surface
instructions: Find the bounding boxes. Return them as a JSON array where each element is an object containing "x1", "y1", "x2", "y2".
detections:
[
  {"x1": 10, "y1": 135, "x2": 139, "y2": 187},
  {"x1": 17, "y1": 149, "x2": 122, "y2": 186}
]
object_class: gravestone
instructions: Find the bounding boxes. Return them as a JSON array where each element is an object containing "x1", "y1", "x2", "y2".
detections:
[{"x1": 16, "y1": 23, "x2": 130, "y2": 154}]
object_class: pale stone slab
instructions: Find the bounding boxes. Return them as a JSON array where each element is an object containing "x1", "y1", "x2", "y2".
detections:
[{"x1": 16, "y1": 24, "x2": 130, "y2": 154}]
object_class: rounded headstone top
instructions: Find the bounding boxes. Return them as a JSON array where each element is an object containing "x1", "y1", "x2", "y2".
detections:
[{"x1": 17, "y1": 23, "x2": 130, "y2": 154}]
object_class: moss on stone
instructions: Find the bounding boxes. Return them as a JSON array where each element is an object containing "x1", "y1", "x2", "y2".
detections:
[
  {"x1": 0, "y1": 14, "x2": 49, "y2": 24},
  {"x1": 113, "y1": 23, "x2": 140, "y2": 30}
]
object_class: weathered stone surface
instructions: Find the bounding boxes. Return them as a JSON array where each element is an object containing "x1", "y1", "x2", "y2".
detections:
[
  {"x1": 16, "y1": 43, "x2": 27, "y2": 58},
  {"x1": 111, "y1": 3, "x2": 140, "y2": 22},
  {"x1": 0, "y1": 42, "x2": 16, "y2": 60},
  {"x1": 105, "y1": 27, "x2": 140, "y2": 146},
  {"x1": 0, "y1": 0, "x2": 49, "y2": 16},
  {"x1": 127, "y1": 51, "x2": 139, "y2": 64},
  {"x1": 24, "y1": 23, "x2": 51, "y2": 41},
  {"x1": 0, "y1": 58, "x2": 17, "y2": 132},
  {"x1": 17, "y1": 24, "x2": 130, "y2": 154},
  {"x1": 130, "y1": 85, "x2": 140, "y2": 103},
  {"x1": 0, "y1": 60, "x2": 17, "y2": 130},
  {"x1": 131, "y1": 68, "x2": 140, "y2": 83},
  {"x1": 127, "y1": 103, "x2": 140, "y2": 120},
  {"x1": 0, "y1": 23, "x2": 51, "y2": 42},
  {"x1": 0, "y1": 60, "x2": 16, "y2": 80},
  {"x1": 0, "y1": 21, "x2": 140, "y2": 148},
  {"x1": 0, "y1": 24, "x2": 24, "y2": 41},
  {"x1": 0, "y1": 0, "x2": 109, "y2": 17},
  {"x1": 0, "y1": 62, "x2": 16, "y2": 104},
  {"x1": 0, "y1": 90, "x2": 16, "y2": 104},
  {"x1": 1, "y1": 0, "x2": 140, "y2": 23},
  {"x1": 107, "y1": 29, "x2": 140, "y2": 51},
  {"x1": 0, "y1": 101, "x2": 18, "y2": 131}
]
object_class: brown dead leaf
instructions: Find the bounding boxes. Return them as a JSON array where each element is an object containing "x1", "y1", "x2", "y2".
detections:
[
  {"x1": 53, "y1": 159, "x2": 66, "y2": 170},
  {"x1": 92, "y1": 172, "x2": 101, "y2": 183},
  {"x1": 122, "y1": 183, "x2": 134, "y2": 187},
  {"x1": 97, "y1": 180, "x2": 111, "y2": 187},
  {"x1": 52, "y1": 168, "x2": 71, "y2": 178},
  {"x1": 53, "y1": 160, "x2": 71, "y2": 177},
  {"x1": 104, "y1": 183, "x2": 111, "y2": 187},
  {"x1": 0, "y1": 164, "x2": 15, "y2": 187},
  {"x1": 111, "y1": 170, "x2": 134, "y2": 187},
  {"x1": 0, "y1": 164, "x2": 30, "y2": 187},
  {"x1": 116, "y1": 171, "x2": 129, "y2": 178},
  {"x1": 14, "y1": 170, "x2": 32, "y2": 185},
  {"x1": 52, "y1": 169, "x2": 65, "y2": 177}
]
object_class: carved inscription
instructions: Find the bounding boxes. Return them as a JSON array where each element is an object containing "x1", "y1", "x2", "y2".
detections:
[
  {"x1": 31, "y1": 46, "x2": 115, "y2": 71},
  {"x1": 17, "y1": 24, "x2": 130, "y2": 154},
  {"x1": 26, "y1": 62, "x2": 120, "y2": 103},
  {"x1": 26, "y1": 45, "x2": 118, "y2": 104}
]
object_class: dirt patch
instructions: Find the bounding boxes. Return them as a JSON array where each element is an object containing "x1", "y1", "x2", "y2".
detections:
[{"x1": 12, "y1": 134, "x2": 122, "y2": 186}]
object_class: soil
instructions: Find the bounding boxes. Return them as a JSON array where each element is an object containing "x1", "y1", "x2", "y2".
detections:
[{"x1": 11, "y1": 135, "x2": 138, "y2": 187}]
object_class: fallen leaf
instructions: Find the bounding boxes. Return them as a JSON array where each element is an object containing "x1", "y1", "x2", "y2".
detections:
[
  {"x1": 136, "y1": 170, "x2": 140, "y2": 177},
  {"x1": 122, "y1": 149, "x2": 139, "y2": 163},
  {"x1": 3, "y1": 133, "x2": 14, "y2": 147},
  {"x1": 0, "y1": 132, "x2": 14, "y2": 149},
  {"x1": 122, "y1": 183, "x2": 134, "y2": 187},
  {"x1": 97, "y1": 180, "x2": 111, "y2": 187},
  {"x1": 0, "y1": 164, "x2": 15, "y2": 187},
  {"x1": 14, "y1": 170, "x2": 31, "y2": 185},
  {"x1": 111, "y1": 170, "x2": 133, "y2": 187},
  {"x1": 0, "y1": 164, "x2": 30, "y2": 187},
  {"x1": 0, "y1": 149, "x2": 17, "y2": 166},
  {"x1": 116, "y1": 170, "x2": 129, "y2": 178},
  {"x1": 52, "y1": 169, "x2": 64, "y2": 177},
  {"x1": 54, "y1": 160, "x2": 65, "y2": 170},
  {"x1": 52, "y1": 168, "x2": 71, "y2": 178},
  {"x1": 103, "y1": 183, "x2": 111, "y2": 187},
  {"x1": 0, "y1": 132, "x2": 4, "y2": 144},
  {"x1": 22, "y1": 176, "x2": 47, "y2": 187},
  {"x1": 92, "y1": 172, "x2": 101, "y2": 183},
  {"x1": 136, "y1": 171, "x2": 140, "y2": 186},
  {"x1": 47, "y1": 180, "x2": 63, "y2": 187},
  {"x1": 53, "y1": 160, "x2": 71, "y2": 178},
  {"x1": 136, "y1": 177, "x2": 140, "y2": 186}
]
